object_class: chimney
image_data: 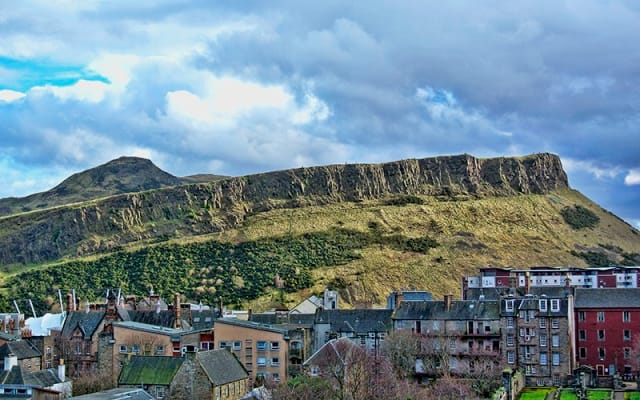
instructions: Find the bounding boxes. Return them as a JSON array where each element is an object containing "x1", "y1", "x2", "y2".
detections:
[
  {"x1": 84, "y1": 300, "x2": 90, "y2": 313},
  {"x1": 155, "y1": 301, "x2": 161, "y2": 314},
  {"x1": 66, "y1": 294, "x2": 74, "y2": 313},
  {"x1": 218, "y1": 297, "x2": 224, "y2": 318},
  {"x1": 525, "y1": 271, "x2": 530, "y2": 295},
  {"x1": 4, "y1": 354, "x2": 17, "y2": 371},
  {"x1": 57, "y1": 359, "x2": 65, "y2": 382},
  {"x1": 173, "y1": 293, "x2": 182, "y2": 329},
  {"x1": 394, "y1": 291, "x2": 404, "y2": 309},
  {"x1": 444, "y1": 294, "x2": 453, "y2": 312}
]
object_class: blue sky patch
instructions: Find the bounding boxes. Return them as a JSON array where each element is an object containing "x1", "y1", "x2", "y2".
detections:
[{"x1": 0, "y1": 56, "x2": 109, "y2": 92}]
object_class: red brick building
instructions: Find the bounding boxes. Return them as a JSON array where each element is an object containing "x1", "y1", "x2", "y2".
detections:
[{"x1": 574, "y1": 288, "x2": 640, "y2": 378}]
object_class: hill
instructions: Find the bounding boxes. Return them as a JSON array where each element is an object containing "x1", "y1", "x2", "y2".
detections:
[
  {"x1": 0, "y1": 156, "x2": 226, "y2": 216},
  {"x1": 0, "y1": 153, "x2": 638, "y2": 313}
]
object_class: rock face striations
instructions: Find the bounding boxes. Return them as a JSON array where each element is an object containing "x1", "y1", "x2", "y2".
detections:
[{"x1": 0, "y1": 153, "x2": 568, "y2": 266}]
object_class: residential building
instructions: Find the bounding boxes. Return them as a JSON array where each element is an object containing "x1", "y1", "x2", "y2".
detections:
[
  {"x1": 574, "y1": 288, "x2": 640, "y2": 378},
  {"x1": 213, "y1": 318, "x2": 289, "y2": 385},
  {"x1": 312, "y1": 309, "x2": 392, "y2": 355},
  {"x1": 392, "y1": 295, "x2": 502, "y2": 378},
  {"x1": 303, "y1": 336, "x2": 362, "y2": 378},
  {"x1": 0, "y1": 341, "x2": 42, "y2": 372},
  {"x1": 386, "y1": 290, "x2": 432, "y2": 309},
  {"x1": 0, "y1": 354, "x2": 71, "y2": 398},
  {"x1": 501, "y1": 292, "x2": 575, "y2": 386},
  {"x1": 289, "y1": 289, "x2": 339, "y2": 314},
  {"x1": 71, "y1": 387, "x2": 154, "y2": 399}
]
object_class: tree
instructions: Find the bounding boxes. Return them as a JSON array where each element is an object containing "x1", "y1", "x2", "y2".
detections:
[{"x1": 382, "y1": 329, "x2": 420, "y2": 379}]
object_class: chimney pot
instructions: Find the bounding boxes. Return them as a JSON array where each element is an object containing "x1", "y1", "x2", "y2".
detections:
[{"x1": 57, "y1": 359, "x2": 65, "y2": 382}]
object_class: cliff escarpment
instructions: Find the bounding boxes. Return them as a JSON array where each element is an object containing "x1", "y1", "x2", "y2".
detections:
[{"x1": 0, "y1": 153, "x2": 567, "y2": 266}]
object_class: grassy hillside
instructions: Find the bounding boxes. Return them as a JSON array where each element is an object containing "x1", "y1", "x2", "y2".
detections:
[{"x1": 2, "y1": 187, "x2": 638, "y2": 313}]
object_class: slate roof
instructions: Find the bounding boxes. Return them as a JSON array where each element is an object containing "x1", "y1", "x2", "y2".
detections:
[
  {"x1": 465, "y1": 286, "x2": 572, "y2": 300},
  {"x1": 118, "y1": 356, "x2": 185, "y2": 385},
  {"x1": 71, "y1": 387, "x2": 154, "y2": 399},
  {"x1": 128, "y1": 310, "x2": 178, "y2": 328},
  {"x1": 214, "y1": 318, "x2": 289, "y2": 335},
  {"x1": 303, "y1": 337, "x2": 361, "y2": 367},
  {"x1": 393, "y1": 300, "x2": 501, "y2": 320},
  {"x1": 249, "y1": 313, "x2": 315, "y2": 326},
  {"x1": 60, "y1": 311, "x2": 105, "y2": 339},
  {"x1": 314, "y1": 309, "x2": 393, "y2": 332},
  {"x1": 189, "y1": 310, "x2": 216, "y2": 330},
  {"x1": 197, "y1": 350, "x2": 248, "y2": 386},
  {"x1": 0, "y1": 366, "x2": 63, "y2": 386},
  {"x1": 0, "y1": 340, "x2": 42, "y2": 360},
  {"x1": 575, "y1": 288, "x2": 640, "y2": 308}
]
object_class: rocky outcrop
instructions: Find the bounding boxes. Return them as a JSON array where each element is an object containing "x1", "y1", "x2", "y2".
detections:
[{"x1": 0, "y1": 153, "x2": 568, "y2": 265}]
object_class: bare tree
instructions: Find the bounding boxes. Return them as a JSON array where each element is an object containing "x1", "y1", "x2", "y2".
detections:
[{"x1": 382, "y1": 329, "x2": 420, "y2": 379}]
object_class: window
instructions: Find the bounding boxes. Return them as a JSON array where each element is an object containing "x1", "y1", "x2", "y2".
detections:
[
  {"x1": 539, "y1": 318, "x2": 547, "y2": 328},
  {"x1": 310, "y1": 365, "x2": 319, "y2": 376},
  {"x1": 507, "y1": 334, "x2": 515, "y2": 346},
  {"x1": 579, "y1": 330, "x2": 586, "y2": 341},
  {"x1": 272, "y1": 372, "x2": 280, "y2": 382},
  {"x1": 270, "y1": 341, "x2": 280, "y2": 350},
  {"x1": 599, "y1": 348, "x2": 605, "y2": 360},
  {"x1": 597, "y1": 311, "x2": 605, "y2": 322},
  {"x1": 449, "y1": 339, "x2": 456, "y2": 351},
  {"x1": 551, "y1": 319, "x2": 559, "y2": 329},
  {"x1": 540, "y1": 352, "x2": 548, "y2": 365},
  {"x1": 505, "y1": 299, "x2": 515, "y2": 312},
  {"x1": 598, "y1": 330, "x2": 605, "y2": 341},
  {"x1": 624, "y1": 348, "x2": 631, "y2": 359},
  {"x1": 271, "y1": 357, "x2": 280, "y2": 366},
  {"x1": 552, "y1": 352, "x2": 560, "y2": 366},
  {"x1": 551, "y1": 334, "x2": 559, "y2": 347},
  {"x1": 623, "y1": 311, "x2": 631, "y2": 322},
  {"x1": 119, "y1": 345, "x2": 128, "y2": 353},
  {"x1": 507, "y1": 318, "x2": 514, "y2": 328},
  {"x1": 551, "y1": 299, "x2": 560, "y2": 312},
  {"x1": 539, "y1": 334, "x2": 547, "y2": 347},
  {"x1": 156, "y1": 387, "x2": 165, "y2": 399},
  {"x1": 579, "y1": 347, "x2": 586, "y2": 359},
  {"x1": 257, "y1": 341, "x2": 267, "y2": 351},
  {"x1": 257, "y1": 357, "x2": 266, "y2": 367},
  {"x1": 624, "y1": 330, "x2": 631, "y2": 341},
  {"x1": 219, "y1": 341, "x2": 230, "y2": 350},
  {"x1": 539, "y1": 299, "x2": 548, "y2": 312},
  {"x1": 156, "y1": 345, "x2": 165, "y2": 355},
  {"x1": 132, "y1": 344, "x2": 140, "y2": 354},
  {"x1": 578, "y1": 311, "x2": 586, "y2": 322},
  {"x1": 233, "y1": 341, "x2": 242, "y2": 351}
]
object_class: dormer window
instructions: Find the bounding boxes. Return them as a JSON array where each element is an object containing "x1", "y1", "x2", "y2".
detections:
[
  {"x1": 539, "y1": 299, "x2": 547, "y2": 312},
  {"x1": 550, "y1": 299, "x2": 560, "y2": 312},
  {"x1": 505, "y1": 299, "x2": 515, "y2": 312}
]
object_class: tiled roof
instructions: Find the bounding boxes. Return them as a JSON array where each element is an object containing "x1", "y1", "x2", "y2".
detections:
[
  {"x1": 393, "y1": 300, "x2": 500, "y2": 320},
  {"x1": 118, "y1": 356, "x2": 185, "y2": 385},
  {"x1": 0, "y1": 366, "x2": 62, "y2": 387},
  {"x1": 575, "y1": 288, "x2": 640, "y2": 308},
  {"x1": 112, "y1": 321, "x2": 188, "y2": 335},
  {"x1": 128, "y1": 310, "x2": 178, "y2": 328},
  {"x1": 0, "y1": 340, "x2": 42, "y2": 360},
  {"x1": 71, "y1": 387, "x2": 154, "y2": 399},
  {"x1": 314, "y1": 309, "x2": 393, "y2": 332},
  {"x1": 61, "y1": 311, "x2": 105, "y2": 339},
  {"x1": 213, "y1": 318, "x2": 289, "y2": 335},
  {"x1": 197, "y1": 350, "x2": 248, "y2": 386}
]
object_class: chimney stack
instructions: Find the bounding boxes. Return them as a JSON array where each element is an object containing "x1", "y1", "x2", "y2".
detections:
[
  {"x1": 57, "y1": 359, "x2": 65, "y2": 382},
  {"x1": 444, "y1": 294, "x2": 453, "y2": 312},
  {"x1": 173, "y1": 293, "x2": 182, "y2": 329},
  {"x1": 4, "y1": 354, "x2": 17, "y2": 371},
  {"x1": 66, "y1": 294, "x2": 74, "y2": 314},
  {"x1": 394, "y1": 291, "x2": 404, "y2": 309},
  {"x1": 525, "y1": 271, "x2": 530, "y2": 295}
]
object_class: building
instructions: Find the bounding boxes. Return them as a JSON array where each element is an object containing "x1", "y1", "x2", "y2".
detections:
[
  {"x1": 574, "y1": 288, "x2": 640, "y2": 379},
  {"x1": 289, "y1": 289, "x2": 339, "y2": 314},
  {"x1": 392, "y1": 295, "x2": 502, "y2": 378},
  {"x1": 70, "y1": 387, "x2": 154, "y2": 399},
  {"x1": 386, "y1": 290, "x2": 432, "y2": 309},
  {"x1": 0, "y1": 354, "x2": 71, "y2": 398},
  {"x1": 0, "y1": 341, "x2": 42, "y2": 373},
  {"x1": 213, "y1": 318, "x2": 289, "y2": 385},
  {"x1": 312, "y1": 309, "x2": 392, "y2": 355},
  {"x1": 501, "y1": 292, "x2": 575, "y2": 386},
  {"x1": 303, "y1": 336, "x2": 362, "y2": 378}
]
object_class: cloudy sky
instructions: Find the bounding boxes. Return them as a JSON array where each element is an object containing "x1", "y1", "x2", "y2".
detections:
[{"x1": 0, "y1": 1, "x2": 638, "y2": 227}]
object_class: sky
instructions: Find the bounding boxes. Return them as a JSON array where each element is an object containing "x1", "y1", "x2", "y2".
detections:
[{"x1": 0, "y1": 1, "x2": 638, "y2": 227}]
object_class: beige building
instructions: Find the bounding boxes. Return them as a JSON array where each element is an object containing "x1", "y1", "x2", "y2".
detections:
[{"x1": 213, "y1": 319, "x2": 289, "y2": 385}]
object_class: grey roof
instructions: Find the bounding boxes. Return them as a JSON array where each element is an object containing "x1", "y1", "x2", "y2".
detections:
[
  {"x1": 0, "y1": 341, "x2": 42, "y2": 360},
  {"x1": 303, "y1": 337, "x2": 360, "y2": 366},
  {"x1": 465, "y1": 286, "x2": 572, "y2": 300},
  {"x1": 197, "y1": 350, "x2": 249, "y2": 386},
  {"x1": 61, "y1": 311, "x2": 105, "y2": 339},
  {"x1": 314, "y1": 309, "x2": 393, "y2": 332},
  {"x1": 213, "y1": 318, "x2": 289, "y2": 335},
  {"x1": 575, "y1": 288, "x2": 640, "y2": 308},
  {"x1": 0, "y1": 366, "x2": 63, "y2": 387},
  {"x1": 249, "y1": 313, "x2": 315, "y2": 326},
  {"x1": 71, "y1": 387, "x2": 154, "y2": 399},
  {"x1": 189, "y1": 310, "x2": 217, "y2": 330},
  {"x1": 393, "y1": 300, "x2": 501, "y2": 320},
  {"x1": 128, "y1": 310, "x2": 178, "y2": 328}
]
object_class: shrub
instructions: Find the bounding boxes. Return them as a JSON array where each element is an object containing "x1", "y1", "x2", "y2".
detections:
[
  {"x1": 384, "y1": 195, "x2": 424, "y2": 206},
  {"x1": 561, "y1": 205, "x2": 600, "y2": 229}
]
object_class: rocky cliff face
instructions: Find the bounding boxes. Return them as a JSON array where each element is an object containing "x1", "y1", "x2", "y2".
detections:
[{"x1": 0, "y1": 153, "x2": 568, "y2": 266}]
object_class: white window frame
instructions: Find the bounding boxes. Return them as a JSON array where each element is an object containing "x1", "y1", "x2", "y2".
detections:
[
  {"x1": 507, "y1": 350, "x2": 515, "y2": 364},
  {"x1": 540, "y1": 352, "x2": 548, "y2": 365},
  {"x1": 552, "y1": 352, "x2": 560, "y2": 366},
  {"x1": 623, "y1": 311, "x2": 631, "y2": 322},
  {"x1": 550, "y1": 299, "x2": 560, "y2": 312},
  {"x1": 505, "y1": 299, "x2": 515, "y2": 312},
  {"x1": 551, "y1": 334, "x2": 559, "y2": 347},
  {"x1": 539, "y1": 299, "x2": 548, "y2": 312},
  {"x1": 119, "y1": 345, "x2": 128, "y2": 353}
]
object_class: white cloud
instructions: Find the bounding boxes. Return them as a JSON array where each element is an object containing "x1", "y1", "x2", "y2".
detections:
[
  {"x1": 0, "y1": 89, "x2": 26, "y2": 102},
  {"x1": 563, "y1": 158, "x2": 623, "y2": 180},
  {"x1": 624, "y1": 169, "x2": 640, "y2": 186},
  {"x1": 30, "y1": 80, "x2": 111, "y2": 103}
]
